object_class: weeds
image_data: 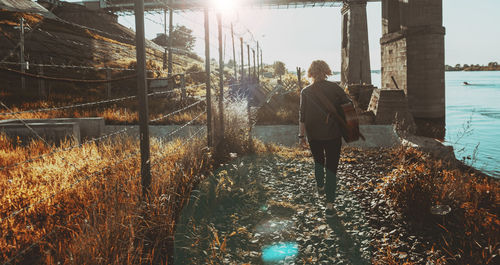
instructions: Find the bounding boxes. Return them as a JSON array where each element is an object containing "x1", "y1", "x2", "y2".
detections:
[
  {"x1": 383, "y1": 147, "x2": 499, "y2": 264},
  {"x1": 0, "y1": 97, "x2": 255, "y2": 264}
]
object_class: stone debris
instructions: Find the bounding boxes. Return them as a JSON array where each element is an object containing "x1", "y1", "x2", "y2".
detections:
[{"x1": 175, "y1": 148, "x2": 435, "y2": 264}]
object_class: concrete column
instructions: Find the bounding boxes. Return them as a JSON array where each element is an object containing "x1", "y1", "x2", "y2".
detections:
[
  {"x1": 380, "y1": 0, "x2": 445, "y2": 120},
  {"x1": 341, "y1": 0, "x2": 371, "y2": 86},
  {"x1": 382, "y1": 0, "x2": 401, "y2": 34}
]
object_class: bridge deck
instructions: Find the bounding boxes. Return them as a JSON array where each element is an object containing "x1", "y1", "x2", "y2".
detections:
[{"x1": 81, "y1": 0, "x2": 380, "y2": 12}]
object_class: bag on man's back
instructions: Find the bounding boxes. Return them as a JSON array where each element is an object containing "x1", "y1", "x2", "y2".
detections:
[{"x1": 315, "y1": 90, "x2": 364, "y2": 143}]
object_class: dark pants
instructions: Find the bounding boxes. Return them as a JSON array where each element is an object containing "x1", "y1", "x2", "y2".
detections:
[{"x1": 309, "y1": 138, "x2": 342, "y2": 203}]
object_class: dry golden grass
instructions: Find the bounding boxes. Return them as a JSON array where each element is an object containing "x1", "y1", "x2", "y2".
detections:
[
  {"x1": 0, "y1": 132, "x2": 213, "y2": 264},
  {"x1": 383, "y1": 147, "x2": 499, "y2": 264},
  {"x1": 0, "y1": 92, "x2": 208, "y2": 125},
  {"x1": 0, "y1": 97, "x2": 254, "y2": 264}
]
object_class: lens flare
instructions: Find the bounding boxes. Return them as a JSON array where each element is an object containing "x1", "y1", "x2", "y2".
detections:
[{"x1": 212, "y1": 0, "x2": 238, "y2": 12}]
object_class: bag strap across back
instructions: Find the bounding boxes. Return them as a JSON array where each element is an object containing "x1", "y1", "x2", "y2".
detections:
[{"x1": 312, "y1": 87, "x2": 348, "y2": 129}]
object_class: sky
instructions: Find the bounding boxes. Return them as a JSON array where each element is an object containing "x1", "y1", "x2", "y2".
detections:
[{"x1": 66, "y1": 0, "x2": 500, "y2": 71}]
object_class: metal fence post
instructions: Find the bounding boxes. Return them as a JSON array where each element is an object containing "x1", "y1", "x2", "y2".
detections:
[
  {"x1": 217, "y1": 13, "x2": 224, "y2": 142},
  {"x1": 134, "y1": 0, "x2": 151, "y2": 196},
  {"x1": 240, "y1": 37, "x2": 244, "y2": 82},
  {"x1": 204, "y1": 8, "x2": 213, "y2": 148},
  {"x1": 247, "y1": 44, "x2": 251, "y2": 80},
  {"x1": 252, "y1": 48, "x2": 256, "y2": 79},
  {"x1": 231, "y1": 23, "x2": 237, "y2": 81},
  {"x1": 20, "y1": 18, "x2": 26, "y2": 91},
  {"x1": 168, "y1": 6, "x2": 174, "y2": 91}
]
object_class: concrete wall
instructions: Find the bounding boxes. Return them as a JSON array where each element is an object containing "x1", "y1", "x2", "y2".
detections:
[
  {"x1": 105, "y1": 125, "x2": 401, "y2": 149},
  {"x1": 0, "y1": 117, "x2": 104, "y2": 139},
  {"x1": 341, "y1": 0, "x2": 371, "y2": 86},
  {"x1": 0, "y1": 122, "x2": 80, "y2": 144}
]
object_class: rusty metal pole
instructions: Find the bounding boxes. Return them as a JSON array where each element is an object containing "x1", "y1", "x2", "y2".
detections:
[
  {"x1": 134, "y1": 0, "x2": 151, "y2": 196},
  {"x1": 204, "y1": 8, "x2": 213, "y2": 147}
]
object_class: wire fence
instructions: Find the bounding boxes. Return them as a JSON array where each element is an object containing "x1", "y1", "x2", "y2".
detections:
[{"x1": 0, "y1": 3, "x2": 273, "y2": 264}]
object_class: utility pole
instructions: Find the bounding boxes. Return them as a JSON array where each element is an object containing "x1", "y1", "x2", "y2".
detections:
[
  {"x1": 252, "y1": 49, "x2": 256, "y2": 79},
  {"x1": 231, "y1": 23, "x2": 237, "y2": 81},
  {"x1": 20, "y1": 18, "x2": 25, "y2": 91},
  {"x1": 240, "y1": 37, "x2": 244, "y2": 82},
  {"x1": 163, "y1": 9, "x2": 167, "y2": 70},
  {"x1": 168, "y1": 5, "x2": 174, "y2": 90},
  {"x1": 217, "y1": 13, "x2": 224, "y2": 142},
  {"x1": 260, "y1": 49, "x2": 263, "y2": 76},
  {"x1": 134, "y1": 0, "x2": 151, "y2": 196},
  {"x1": 204, "y1": 9, "x2": 212, "y2": 147},
  {"x1": 256, "y1": 41, "x2": 260, "y2": 81},
  {"x1": 247, "y1": 44, "x2": 251, "y2": 80}
]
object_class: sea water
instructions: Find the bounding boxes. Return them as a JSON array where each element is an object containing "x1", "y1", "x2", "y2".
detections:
[
  {"x1": 444, "y1": 71, "x2": 500, "y2": 178},
  {"x1": 331, "y1": 71, "x2": 500, "y2": 178}
]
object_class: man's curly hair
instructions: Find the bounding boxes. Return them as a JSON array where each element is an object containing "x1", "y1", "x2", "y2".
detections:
[{"x1": 307, "y1": 60, "x2": 332, "y2": 81}]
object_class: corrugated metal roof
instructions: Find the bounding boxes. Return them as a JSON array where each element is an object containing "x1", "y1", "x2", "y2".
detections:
[{"x1": 0, "y1": 0, "x2": 57, "y2": 19}]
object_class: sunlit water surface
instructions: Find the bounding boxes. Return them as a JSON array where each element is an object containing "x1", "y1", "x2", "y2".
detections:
[{"x1": 330, "y1": 71, "x2": 500, "y2": 178}]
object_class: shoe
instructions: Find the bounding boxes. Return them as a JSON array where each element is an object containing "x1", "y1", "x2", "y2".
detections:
[
  {"x1": 325, "y1": 203, "x2": 336, "y2": 218},
  {"x1": 317, "y1": 186, "x2": 325, "y2": 195}
]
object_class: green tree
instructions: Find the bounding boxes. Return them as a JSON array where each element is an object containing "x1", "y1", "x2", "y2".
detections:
[
  {"x1": 273, "y1": 61, "x2": 286, "y2": 82},
  {"x1": 152, "y1": 25, "x2": 196, "y2": 52},
  {"x1": 227, "y1": 59, "x2": 237, "y2": 68}
]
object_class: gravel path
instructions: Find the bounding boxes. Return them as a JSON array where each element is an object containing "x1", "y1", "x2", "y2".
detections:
[{"x1": 175, "y1": 148, "x2": 436, "y2": 264}]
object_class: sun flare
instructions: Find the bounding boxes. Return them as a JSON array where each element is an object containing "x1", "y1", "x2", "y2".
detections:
[{"x1": 212, "y1": 0, "x2": 238, "y2": 12}]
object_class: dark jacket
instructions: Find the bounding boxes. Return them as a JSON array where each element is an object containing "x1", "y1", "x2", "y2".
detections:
[{"x1": 299, "y1": 80, "x2": 351, "y2": 140}]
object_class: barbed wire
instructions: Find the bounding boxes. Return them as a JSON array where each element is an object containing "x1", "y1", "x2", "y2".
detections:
[
  {"x1": 0, "y1": 125, "x2": 132, "y2": 172},
  {"x1": 150, "y1": 98, "x2": 205, "y2": 123},
  {"x1": 151, "y1": 125, "x2": 206, "y2": 171},
  {"x1": 0, "y1": 87, "x2": 207, "y2": 172},
  {"x1": 0, "y1": 61, "x2": 199, "y2": 74},
  {"x1": 1, "y1": 114, "x2": 208, "y2": 265},
  {"x1": 0, "y1": 87, "x2": 184, "y2": 117},
  {"x1": 0, "y1": 67, "x2": 137, "y2": 83},
  {"x1": 0, "y1": 147, "x2": 140, "y2": 226}
]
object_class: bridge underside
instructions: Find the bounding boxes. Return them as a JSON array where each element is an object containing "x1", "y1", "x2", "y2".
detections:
[
  {"x1": 99, "y1": 1, "x2": 372, "y2": 12},
  {"x1": 91, "y1": 0, "x2": 445, "y2": 133}
]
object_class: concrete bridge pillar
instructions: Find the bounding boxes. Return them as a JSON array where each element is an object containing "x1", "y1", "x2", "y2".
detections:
[
  {"x1": 341, "y1": 0, "x2": 372, "y2": 86},
  {"x1": 380, "y1": 0, "x2": 445, "y2": 123}
]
